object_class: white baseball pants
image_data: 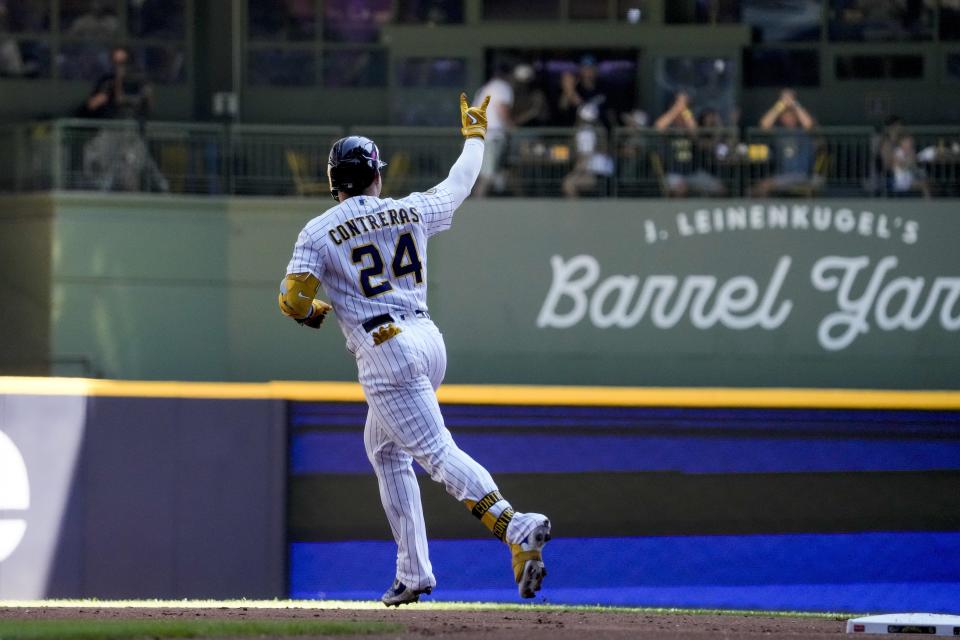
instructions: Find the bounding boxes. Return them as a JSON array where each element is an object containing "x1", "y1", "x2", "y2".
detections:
[{"x1": 351, "y1": 315, "x2": 500, "y2": 590}]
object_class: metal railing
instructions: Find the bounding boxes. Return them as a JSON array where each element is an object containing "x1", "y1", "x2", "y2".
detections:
[
  {"x1": 2, "y1": 119, "x2": 958, "y2": 198},
  {"x1": 615, "y1": 127, "x2": 742, "y2": 197},
  {"x1": 49, "y1": 119, "x2": 228, "y2": 194},
  {"x1": 0, "y1": 121, "x2": 58, "y2": 191},
  {"x1": 743, "y1": 126, "x2": 876, "y2": 198},
  {"x1": 900, "y1": 127, "x2": 960, "y2": 198},
  {"x1": 231, "y1": 124, "x2": 344, "y2": 196},
  {"x1": 505, "y1": 127, "x2": 584, "y2": 197}
]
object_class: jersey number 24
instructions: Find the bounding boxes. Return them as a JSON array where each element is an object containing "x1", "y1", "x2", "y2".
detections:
[{"x1": 351, "y1": 232, "x2": 424, "y2": 298}]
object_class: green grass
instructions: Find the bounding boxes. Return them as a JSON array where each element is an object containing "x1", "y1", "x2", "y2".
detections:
[
  {"x1": 0, "y1": 618, "x2": 401, "y2": 640},
  {"x1": 0, "y1": 599, "x2": 857, "y2": 620}
]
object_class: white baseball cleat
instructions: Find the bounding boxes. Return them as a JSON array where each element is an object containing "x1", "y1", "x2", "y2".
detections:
[
  {"x1": 510, "y1": 517, "x2": 551, "y2": 599},
  {"x1": 381, "y1": 579, "x2": 432, "y2": 607}
]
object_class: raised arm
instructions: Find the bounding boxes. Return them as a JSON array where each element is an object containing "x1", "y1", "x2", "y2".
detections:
[
  {"x1": 439, "y1": 93, "x2": 489, "y2": 202},
  {"x1": 790, "y1": 97, "x2": 816, "y2": 130},
  {"x1": 433, "y1": 139, "x2": 484, "y2": 209},
  {"x1": 760, "y1": 96, "x2": 787, "y2": 130},
  {"x1": 761, "y1": 89, "x2": 816, "y2": 131},
  {"x1": 654, "y1": 92, "x2": 696, "y2": 131}
]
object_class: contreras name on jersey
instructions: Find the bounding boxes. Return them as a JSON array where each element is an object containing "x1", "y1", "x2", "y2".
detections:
[{"x1": 328, "y1": 206, "x2": 422, "y2": 245}]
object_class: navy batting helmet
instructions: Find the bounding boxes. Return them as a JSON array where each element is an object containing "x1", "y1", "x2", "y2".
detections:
[{"x1": 327, "y1": 136, "x2": 387, "y2": 201}]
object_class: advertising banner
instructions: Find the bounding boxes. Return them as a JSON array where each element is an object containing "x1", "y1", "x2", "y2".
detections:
[
  {"x1": 434, "y1": 199, "x2": 960, "y2": 388},
  {"x1": 0, "y1": 388, "x2": 286, "y2": 599}
]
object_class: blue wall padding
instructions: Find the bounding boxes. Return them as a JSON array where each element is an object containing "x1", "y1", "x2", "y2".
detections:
[
  {"x1": 291, "y1": 429, "x2": 960, "y2": 474},
  {"x1": 290, "y1": 532, "x2": 960, "y2": 612},
  {"x1": 289, "y1": 402, "x2": 960, "y2": 611}
]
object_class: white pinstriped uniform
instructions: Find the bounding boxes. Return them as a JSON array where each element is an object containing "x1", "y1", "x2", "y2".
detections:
[{"x1": 285, "y1": 139, "x2": 542, "y2": 591}]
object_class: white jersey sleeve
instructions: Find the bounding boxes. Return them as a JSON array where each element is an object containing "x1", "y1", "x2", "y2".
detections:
[
  {"x1": 401, "y1": 138, "x2": 484, "y2": 237},
  {"x1": 286, "y1": 225, "x2": 327, "y2": 279}
]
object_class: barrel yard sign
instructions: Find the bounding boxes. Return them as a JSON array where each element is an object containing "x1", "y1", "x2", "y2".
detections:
[{"x1": 440, "y1": 199, "x2": 959, "y2": 389}]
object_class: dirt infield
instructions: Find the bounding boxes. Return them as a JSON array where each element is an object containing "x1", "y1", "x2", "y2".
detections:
[{"x1": 0, "y1": 604, "x2": 849, "y2": 639}]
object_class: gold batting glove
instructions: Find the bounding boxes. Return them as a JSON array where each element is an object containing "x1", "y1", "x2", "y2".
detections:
[
  {"x1": 460, "y1": 92, "x2": 490, "y2": 140},
  {"x1": 298, "y1": 299, "x2": 333, "y2": 329}
]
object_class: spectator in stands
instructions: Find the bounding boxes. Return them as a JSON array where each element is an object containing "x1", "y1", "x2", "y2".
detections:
[
  {"x1": 557, "y1": 55, "x2": 610, "y2": 128},
  {"x1": 879, "y1": 115, "x2": 931, "y2": 198},
  {"x1": 620, "y1": 108, "x2": 648, "y2": 129},
  {"x1": 562, "y1": 103, "x2": 613, "y2": 198},
  {"x1": 472, "y1": 63, "x2": 513, "y2": 197},
  {"x1": 654, "y1": 91, "x2": 697, "y2": 131},
  {"x1": 697, "y1": 106, "x2": 740, "y2": 160},
  {"x1": 82, "y1": 46, "x2": 152, "y2": 119},
  {"x1": 652, "y1": 92, "x2": 726, "y2": 197},
  {"x1": 505, "y1": 63, "x2": 549, "y2": 195},
  {"x1": 611, "y1": 107, "x2": 648, "y2": 173},
  {"x1": 79, "y1": 46, "x2": 169, "y2": 192},
  {"x1": 751, "y1": 89, "x2": 817, "y2": 197},
  {"x1": 511, "y1": 64, "x2": 549, "y2": 128}
]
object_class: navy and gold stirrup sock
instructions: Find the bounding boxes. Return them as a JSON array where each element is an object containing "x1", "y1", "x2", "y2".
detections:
[{"x1": 464, "y1": 490, "x2": 514, "y2": 542}]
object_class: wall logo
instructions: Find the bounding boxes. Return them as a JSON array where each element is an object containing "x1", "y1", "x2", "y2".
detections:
[
  {"x1": 535, "y1": 207, "x2": 960, "y2": 351},
  {"x1": 0, "y1": 431, "x2": 29, "y2": 562},
  {"x1": 537, "y1": 254, "x2": 960, "y2": 351}
]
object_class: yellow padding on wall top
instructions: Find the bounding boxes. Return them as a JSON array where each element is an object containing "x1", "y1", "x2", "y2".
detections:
[
  {"x1": 0, "y1": 378, "x2": 362, "y2": 401},
  {"x1": 0, "y1": 377, "x2": 959, "y2": 410}
]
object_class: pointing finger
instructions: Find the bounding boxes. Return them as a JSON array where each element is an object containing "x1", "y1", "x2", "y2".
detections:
[
  {"x1": 480, "y1": 95, "x2": 491, "y2": 112},
  {"x1": 460, "y1": 92, "x2": 468, "y2": 112}
]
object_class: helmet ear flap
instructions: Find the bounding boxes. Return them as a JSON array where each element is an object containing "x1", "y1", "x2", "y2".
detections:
[{"x1": 327, "y1": 163, "x2": 339, "y2": 201}]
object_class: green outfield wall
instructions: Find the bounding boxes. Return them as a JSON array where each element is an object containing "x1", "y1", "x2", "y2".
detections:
[{"x1": 1, "y1": 194, "x2": 957, "y2": 388}]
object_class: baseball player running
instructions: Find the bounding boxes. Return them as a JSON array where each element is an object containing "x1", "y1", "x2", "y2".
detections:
[{"x1": 279, "y1": 93, "x2": 551, "y2": 606}]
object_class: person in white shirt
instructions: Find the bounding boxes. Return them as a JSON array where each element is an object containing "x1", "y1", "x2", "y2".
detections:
[
  {"x1": 562, "y1": 102, "x2": 614, "y2": 198},
  {"x1": 472, "y1": 64, "x2": 513, "y2": 197}
]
